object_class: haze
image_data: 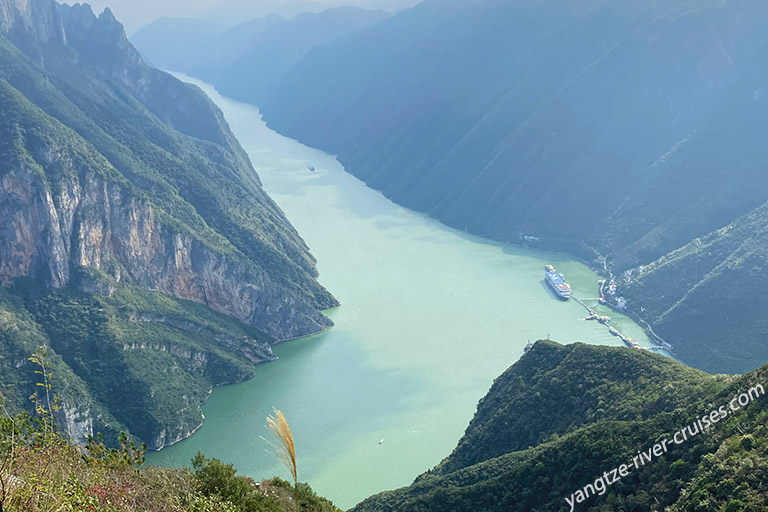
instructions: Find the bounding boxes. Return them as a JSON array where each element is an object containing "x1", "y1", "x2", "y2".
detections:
[{"x1": 81, "y1": 0, "x2": 419, "y2": 33}]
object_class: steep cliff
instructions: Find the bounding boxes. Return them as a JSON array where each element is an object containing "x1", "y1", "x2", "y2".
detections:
[
  {"x1": 0, "y1": 0, "x2": 65, "y2": 45},
  {"x1": 0, "y1": 0, "x2": 337, "y2": 448}
]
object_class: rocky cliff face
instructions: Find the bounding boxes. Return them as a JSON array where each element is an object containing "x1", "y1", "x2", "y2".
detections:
[
  {"x1": 0, "y1": 127, "x2": 330, "y2": 340},
  {"x1": 0, "y1": 0, "x2": 335, "y2": 342},
  {"x1": 129, "y1": 312, "x2": 276, "y2": 364},
  {"x1": 0, "y1": 0, "x2": 64, "y2": 44},
  {"x1": 56, "y1": 400, "x2": 94, "y2": 445},
  {"x1": 0, "y1": 0, "x2": 336, "y2": 448}
]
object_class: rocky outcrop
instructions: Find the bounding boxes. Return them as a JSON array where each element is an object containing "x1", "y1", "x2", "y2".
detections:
[
  {"x1": 57, "y1": 400, "x2": 94, "y2": 444},
  {"x1": 0, "y1": 0, "x2": 65, "y2": 44},
  {"x1": 0, "y1": 160, "x2": 71, "y2": 287},
  {"x1": 129, "y1": 312, "x2": 276, "y2": 364},
  {"x1": 0, "y1": 0, "x2": 336, "y2": 449},
  {"x1": 1, "y1": 0, "x2": 336, "y2": 341},
  {"x1": 0, "y1": 151, "x2": 331, "y2": 341},
  {"x1": 151, "y1": 408, "x2": 207, "y2": 451},
  {"x1": 58, "y1": 3, "x2": 241, "y2": 151}
]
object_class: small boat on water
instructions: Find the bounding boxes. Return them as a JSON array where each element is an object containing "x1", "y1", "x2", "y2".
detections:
[
  {"x1": 307, "y1": 165, "x2": 316, "y2": 172},
  {"x1": 378, "y1": 439, "x2": 384, "y2": 445}
]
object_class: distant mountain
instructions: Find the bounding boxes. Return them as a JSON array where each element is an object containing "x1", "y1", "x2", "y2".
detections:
[
  {"x1": 0, "y1": 0, "x2": 336, "y2": 449},
  {"x1": 260, "y1": 0, "x2": 768, "y2": 373},
  {"x1": 131, "y1": 6, "x2": 390, "y2": 105},
  {"x1": 185, "y1": 0, "x2": 416, "y2": 25},
  {"x1": 129, "y1": 15, "x2": 279, "y2": 73},
  {"x1": 352, "y1": 341, "x2": 768, "y2": 511}
]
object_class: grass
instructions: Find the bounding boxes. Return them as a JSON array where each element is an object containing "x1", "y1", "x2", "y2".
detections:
[{"x1": 266, "y1": 410, "x2": 298, "y2": 512}]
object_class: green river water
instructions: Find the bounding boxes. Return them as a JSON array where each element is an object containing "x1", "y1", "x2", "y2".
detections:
[{"x1": 146, "y1": 75, "x2": 663, "y2": 509}]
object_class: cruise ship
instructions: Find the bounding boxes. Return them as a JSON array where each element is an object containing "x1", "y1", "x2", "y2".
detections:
[{"x1": 544, "y1": 265, "x2": 572, "y2": 299}]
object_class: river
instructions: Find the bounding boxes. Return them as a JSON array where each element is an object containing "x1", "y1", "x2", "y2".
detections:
[{"x1": 146, "y1": 75, "x2": 662, "y2": 509}]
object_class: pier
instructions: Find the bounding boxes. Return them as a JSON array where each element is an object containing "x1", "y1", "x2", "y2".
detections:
[
  {"x1": 546, "y1": 263, "x2": 671, "y2": 354},
  {"x1": 564, "y1": 258, "x2": 673, "y2": 354},
  {"x1": 571, "y1": 294, "x2": 646, "y2": 351},
  {"x1": 571, "y1": 295, "x2": 597, "y2": 316}
]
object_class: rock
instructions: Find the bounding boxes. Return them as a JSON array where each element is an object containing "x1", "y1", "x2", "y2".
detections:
[{"x1": 0, "y1": 161, "x2": 331, "y2": 340}]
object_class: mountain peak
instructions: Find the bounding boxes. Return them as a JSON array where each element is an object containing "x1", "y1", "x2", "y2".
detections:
[{"x1": 58, "y1": 2, "x2": 129, "y2": 45}]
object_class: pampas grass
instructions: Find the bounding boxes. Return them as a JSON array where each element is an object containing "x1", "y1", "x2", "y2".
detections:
[{"x1": 266, "y1": 409, "x2": 298, "y2": 512}]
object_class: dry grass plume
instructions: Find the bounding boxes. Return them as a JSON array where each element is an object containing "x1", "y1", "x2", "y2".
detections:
[{"x1": 266, "y1": 409, "x2": 298, "y2": 512}]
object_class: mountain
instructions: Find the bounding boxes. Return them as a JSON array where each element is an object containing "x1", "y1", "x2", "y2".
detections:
[
  {"x1": 129, "y1": 15, "x2": 278, "y2": 75},
  {"x1": 616, "y1": 201, "x2": 768, "y2": 374},
  {"x1": 185, "y1": 0, "x2": 416, "y2": 25},
  {"x1": 260, "y1": 0, "x2": 768, "y2": 373},
  {"x1": 352, "y1": 341, "x2": 768, "y2": 511},
  {"x1": 604, "y1": 41, "x2": 768, "y2": 374},
  {"x1": 0, "y1": 0, "x2": 336, "y2": 449},
  {"x1": 131, "y1": 7, "x2": 390, "y2": 105}
]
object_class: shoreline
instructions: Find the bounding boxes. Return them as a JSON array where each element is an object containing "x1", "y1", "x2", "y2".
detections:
[{"x1": 150, "y1": 321, "x2": 334, "y2": 452}]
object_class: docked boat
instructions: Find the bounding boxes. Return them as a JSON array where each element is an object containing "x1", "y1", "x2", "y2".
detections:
[
  {"x1": 620, "y1": 335, "x2": 640, "y2": 348},
  {"x1": 544, "y1": 265, "x2": 572, "y2": 299},
  {"x1": 524, "y1": 340, "x2": 535, "y2": 353}
]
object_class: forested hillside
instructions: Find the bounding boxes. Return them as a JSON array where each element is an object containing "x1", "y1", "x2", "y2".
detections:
[
  {"x1": 0, "y1": 0, "x2": 336, "y2": 449},
  {"x1": 353, "y1": 341, "x2": 768, "y2": 511},
  {"x1": 0, "y1": 399, "x2": 340, "y2": 512},
  {"x1": 617, "y1": 201, "x2": 768, "y2": 374}
]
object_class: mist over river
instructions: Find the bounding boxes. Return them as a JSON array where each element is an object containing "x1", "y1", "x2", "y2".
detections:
[{"x1": 146, "y1": 75, "x2": 660, "y2": 509}]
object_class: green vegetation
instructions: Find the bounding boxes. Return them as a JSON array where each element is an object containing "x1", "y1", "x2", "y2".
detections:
[
  {"x1": 618, "y1": 201, "x2": 768, "y2": 374},
  {"x1": 437, "y1": 340, "x2": 723, "y2": 474},
  {"x1": 0, "y1": 352, "x2": 339, "y2": 512},
  {"x1": 352, "y1": 341, "x2": 768, "y2": 511},
  {"x1": 0, "y1": 403, "x2": 339, "y2": 512},
  {"x1": 0, "y1": 273, "x2": 280, "y2": 448},
  {"x1": 191, "y1": 454, "x2": 338, "y2": 512},
  {"x1": 0, "y1": 0, "x2": 337, "y2": 449}
]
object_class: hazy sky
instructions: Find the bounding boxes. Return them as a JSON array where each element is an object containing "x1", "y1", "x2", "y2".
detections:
[{"x1": 80, "y1": 0, "x2": 419, "y2": 34}]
